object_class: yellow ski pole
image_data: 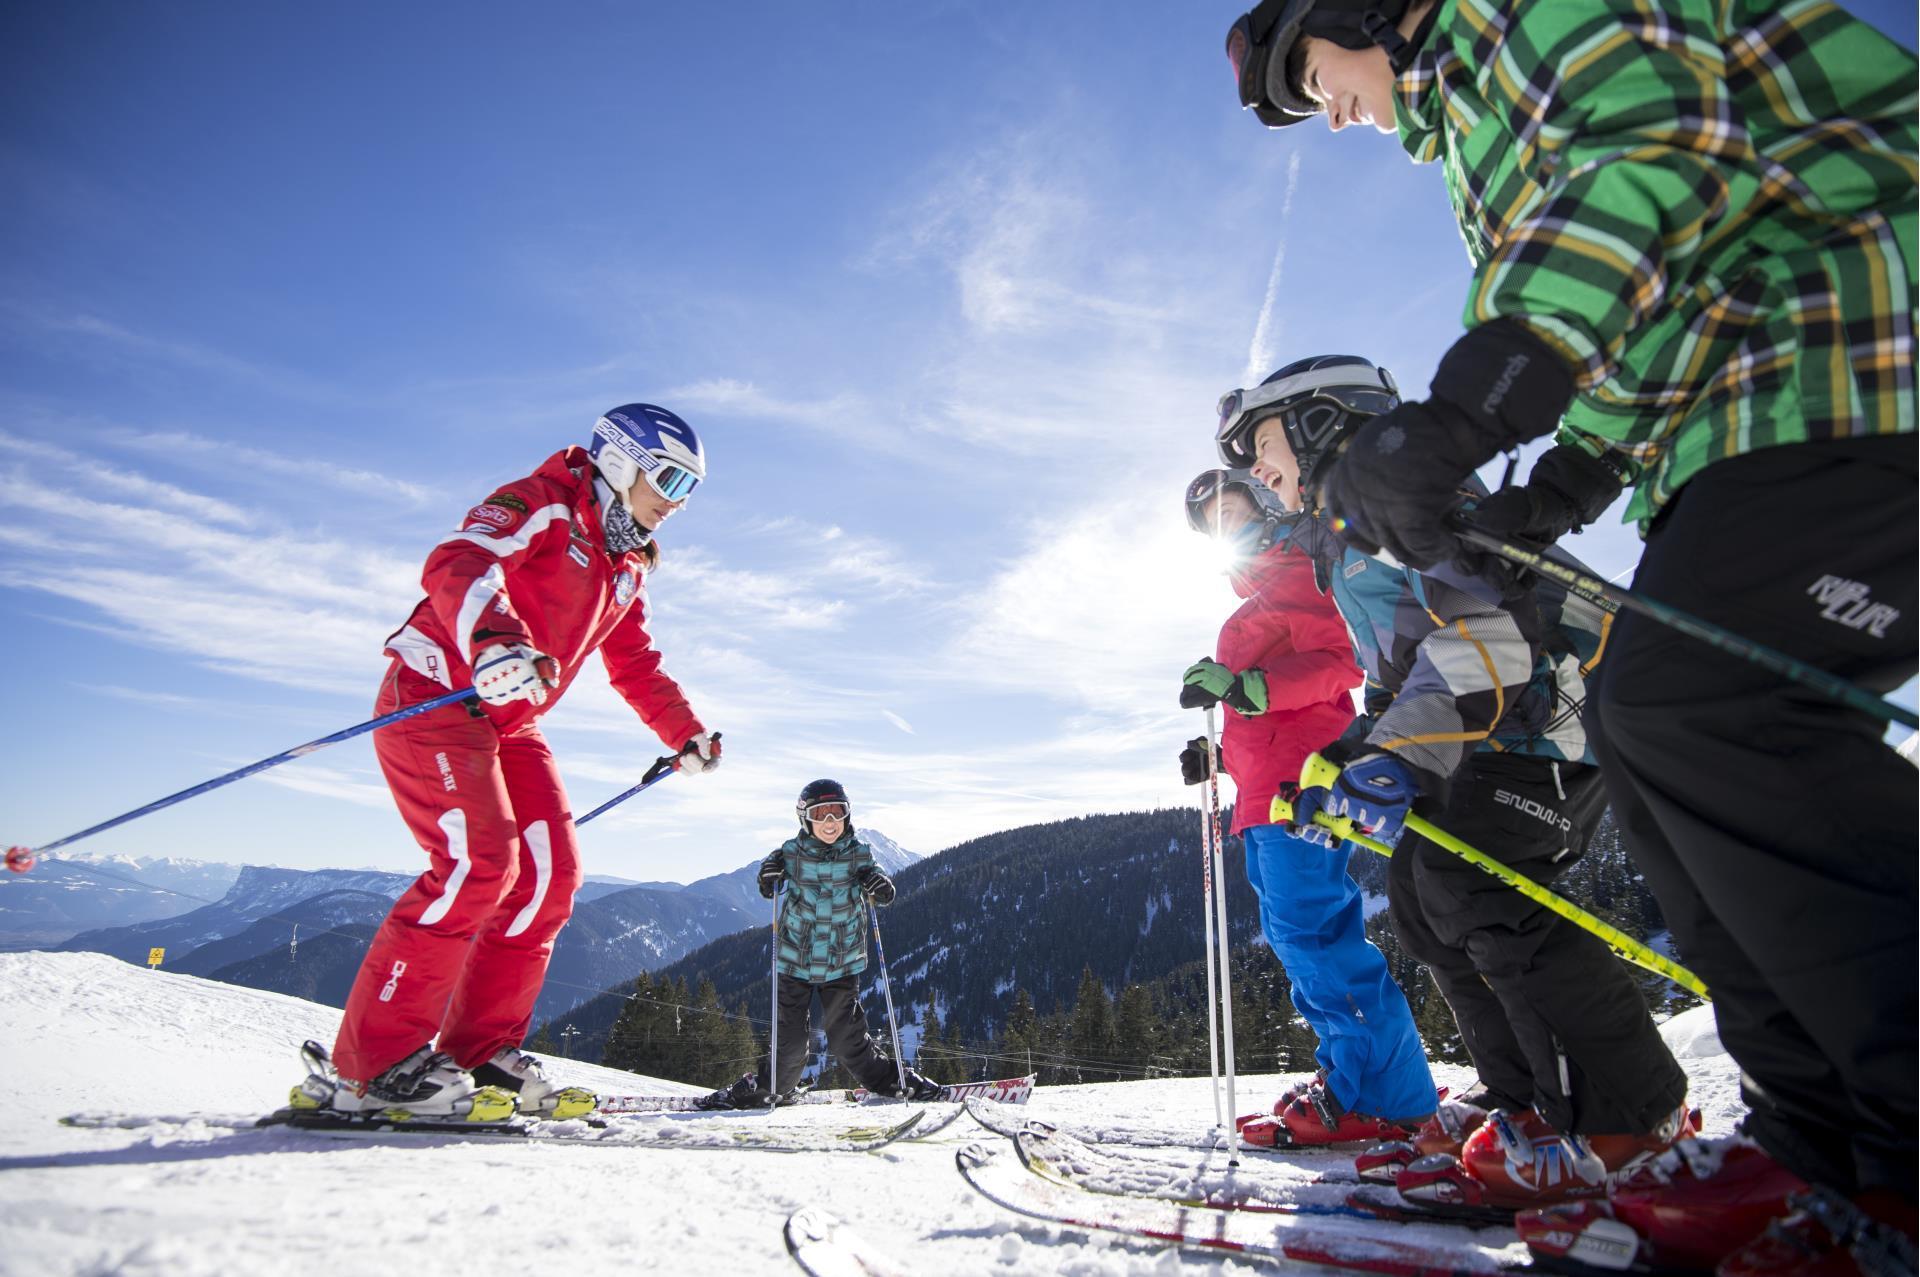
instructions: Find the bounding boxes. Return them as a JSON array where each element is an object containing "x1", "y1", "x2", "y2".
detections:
[{"x1": 1272, "y1": 754, "x2": 1709, "y2": 1000}]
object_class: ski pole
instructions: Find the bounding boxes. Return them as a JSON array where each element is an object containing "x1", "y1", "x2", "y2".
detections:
[
  {"x1": 574, "y1": 732, "x2": 720, "y2": 826},
  {"x1": 5, "y1": 687, "x2": 477, "y2": 872},
  {"x1": 1453, "y1": 523, "x2": 1917, "y2": 731},
  {"x1": 1197, "y1": 799, "x2": 1224, "y2": 1131},
  {"x1": 1203, "y1": 706, "x2": 1242, "y2": 1163},
  {"x1": 768, "y1": 882, "x2": 783, "y2": 1107},
  {"x1": 1272, "y1": 755, "x2": 1710, "y2": 998},
  {"x1": 867, "y1": 900, "x2": 909, "y2": 1096}
]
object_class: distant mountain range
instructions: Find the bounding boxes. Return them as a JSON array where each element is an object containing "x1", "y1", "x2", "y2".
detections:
[
  {"x1": 5, "y1": 834, "x2": 921, "y2": 1022},
  {"x1": 0, "y1": 853, "x2": 244, "y2": 949}
]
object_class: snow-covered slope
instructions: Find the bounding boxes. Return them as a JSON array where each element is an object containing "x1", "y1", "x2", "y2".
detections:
[{"x1": 1, "y1": 950, "x2": 1742, "y2": 1277}]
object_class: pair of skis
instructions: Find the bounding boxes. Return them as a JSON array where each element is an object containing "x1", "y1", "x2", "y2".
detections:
[
  {"x1": 595, "y1": 1072, "x2": 1036, "y2": 1115},
  {"x1": 67, "y1": 1101, "x2": 953, "y2": 1154},
  {"x1": 943, "y1": 1101, "x2": 1689, "y2": 1276}
]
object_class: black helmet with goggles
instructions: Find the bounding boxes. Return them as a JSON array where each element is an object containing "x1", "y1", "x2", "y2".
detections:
[
  {"x1": 797, "y1": 778, "x2": 852, "y2": 830},
  {"x1": 1215, "y1": 355, "x2": 1398, "y2": 496},
  {"x1": 1224, "y1": 0, "x2": 1427, "y2": 129}
]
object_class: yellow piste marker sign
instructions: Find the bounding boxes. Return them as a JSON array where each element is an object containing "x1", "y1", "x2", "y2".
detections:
[{"x1": 147, "y1": 948, "x2": 165, "y2": 969}]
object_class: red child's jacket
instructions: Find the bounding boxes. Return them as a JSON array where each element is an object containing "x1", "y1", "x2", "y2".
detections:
[
  {"x1": 383, "y1": 446, "x2": 704, "y2": 748},
  {"x1": 1216, "y1": 541, "x2": 1362, "y2": 835}
]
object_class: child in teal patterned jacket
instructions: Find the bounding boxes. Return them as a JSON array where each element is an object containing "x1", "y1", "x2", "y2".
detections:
[{"x1": 701, "y1": 779, "x2": 939, "y2": 1108}]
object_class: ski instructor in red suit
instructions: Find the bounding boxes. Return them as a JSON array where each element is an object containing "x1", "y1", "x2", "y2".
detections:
[{"x1": 312, "y1": 403, "x2": 720, "y2": 1121}]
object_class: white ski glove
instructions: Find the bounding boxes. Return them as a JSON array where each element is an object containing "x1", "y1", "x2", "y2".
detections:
[
  {"x1": 678, "y1": 732, "x2": 723, "y2": 775},
  {"x1": 472, "y1": 643, "x2": 561, "y2": 707}
]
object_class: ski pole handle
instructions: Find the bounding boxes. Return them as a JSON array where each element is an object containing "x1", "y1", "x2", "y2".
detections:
[
  {"x1": 1272, "y1": 756, "x2": 1709, "y2": 999},
  {"x1": 574, "y1": 732, "x2": 722, "y2": 827}
]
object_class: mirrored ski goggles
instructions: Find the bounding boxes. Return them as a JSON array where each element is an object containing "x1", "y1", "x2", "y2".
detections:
[
  {"x1": 641, "y1": 461, "x2": 702, "y2": 503},
  {"x1": 803, "y1": 801, "x2": 849, "y2": 822}
]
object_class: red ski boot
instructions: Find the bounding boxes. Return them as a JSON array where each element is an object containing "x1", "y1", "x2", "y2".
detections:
[
  {"x1": 1236, "y1": 1074, "x2": 1428, "y2": 1148},
  {"x1": 1401, "y1": 1105, "x2": 1695, "y2": 1212},
  {"x1": 1719, "y1": 1187, "x2": 1917, "y2": 1277},
  {"x1": 1357, "y1": 1092, "x2": 1490, "y2": 1182},
  {"x1": 1515, "y1": 1136, "x2": 1809, "y2": 1271},
  {"x1": 1275, "y1": 1074, "x2": 1429, "y2": 1146}
]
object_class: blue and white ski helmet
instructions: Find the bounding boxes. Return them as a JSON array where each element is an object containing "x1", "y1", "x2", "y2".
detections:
[{"x1": 589, "y1": 404, "x2": 707, "y2": 502}]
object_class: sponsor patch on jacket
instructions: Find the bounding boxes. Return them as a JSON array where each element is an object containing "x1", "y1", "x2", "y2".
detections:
[
  {"x1": 1344, "y1": 558, "x2": 1369, "y2": 579},
  {"x1": 485, "y1": 492, "x2": 530, "y2": 514},
  {"x1": 465, "y1": 503, "x2": 515, "y2": 528},
  {"x1": 613, "y1": 568, "x2": 638, "y2": 606},
  {"x1": 568, "y1": 544, "x2": 591, "y2": 569}
]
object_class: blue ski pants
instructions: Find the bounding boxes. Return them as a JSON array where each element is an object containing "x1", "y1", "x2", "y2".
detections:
[{"x1": 1242, "y1": 821, "x2": 1435, "y2": 1120}]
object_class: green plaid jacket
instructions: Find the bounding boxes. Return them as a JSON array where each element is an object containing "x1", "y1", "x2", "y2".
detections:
[
  {"x1": 773, "y1": 830, "x2": 878, "y2": 983},
  {"x1": 1396, "y1": 0, "x2": 1917, "y2": 530}
]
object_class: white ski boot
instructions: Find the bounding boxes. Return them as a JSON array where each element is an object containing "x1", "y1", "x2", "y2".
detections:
[
  {"x1": 471, "y1": 1047, "x2": 597, "y2": 1120},
  {"x1": 288, "y1": 1040, "x2": 513, "y2": 1121}
]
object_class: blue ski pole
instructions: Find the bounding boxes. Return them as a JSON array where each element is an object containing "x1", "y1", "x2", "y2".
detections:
[
  {"x1": 6, "y1": 688, "x2": 477, "y2": 873},
  {"x1": 574, "y1": 732, "x2": 720, "y2": 826}
]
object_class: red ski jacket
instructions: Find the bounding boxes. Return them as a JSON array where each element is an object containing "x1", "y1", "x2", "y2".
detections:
[
  {"x1": 383, "y1": 446, "x2": 704, "y2": 748},
  {"x1": 1216, "y1": 541, "x2": 1361, "y2": 835}
]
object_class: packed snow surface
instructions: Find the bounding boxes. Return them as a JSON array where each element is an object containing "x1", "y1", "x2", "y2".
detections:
[{"x1": 1, "y1": 951, "x2": 1740, "y2": 1276}]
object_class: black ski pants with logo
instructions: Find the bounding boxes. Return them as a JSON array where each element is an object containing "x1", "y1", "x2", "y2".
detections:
[
  {"x1": 1388, "y1": 751, "x2": 1689, "y2": 1135},
  {"x1": 1586, "y1": 435, "x2": 1918, "y2": 1200},
  {"x1": 773, "y1": 971, "x2": 899, "y2": 1094}
]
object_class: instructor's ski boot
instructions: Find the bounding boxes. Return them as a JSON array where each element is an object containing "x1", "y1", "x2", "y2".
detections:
[
  {"x1": 1517, "y1": 1135, "x2": 1811, "y2": 1271},
  {"x1": 289, "y1": 1040, "x2": 513, "y2": 1121},
  {"x1": 473, "y1": 1047, "x2": 597, "y2": 1120},
  {"x1": 1401, "y1": 1104, "x2": 1696, "y2": 1212}
]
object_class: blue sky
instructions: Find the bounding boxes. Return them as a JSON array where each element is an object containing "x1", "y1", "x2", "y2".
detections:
[{"x1": 3, "y1": 2, "x2": 1914, "y2": 882}]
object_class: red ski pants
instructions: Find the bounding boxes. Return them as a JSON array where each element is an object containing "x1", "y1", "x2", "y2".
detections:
[{"x1": 333, "y1": 662, "x2": 581, "y2": 1082}]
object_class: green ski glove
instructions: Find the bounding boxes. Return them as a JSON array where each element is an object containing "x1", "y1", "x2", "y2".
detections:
[{"x1": 1179, "y1": 658, "x2": 1269, "y2": 716}]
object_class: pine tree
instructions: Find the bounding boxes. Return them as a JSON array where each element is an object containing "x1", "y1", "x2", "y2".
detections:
[
  {"x1": 1067, "y1": 966, "x2": 1115, "y2": 1083},
  {"x1": 916, "y1": 990, "x2": 948, "y2": 1083},
  {"x1": 1000, "y1": 987, "x2": 1038, "y2": 1078},
  {"x1": 602, "y1": 972, "x2": 659, "y2": 1072},
  {"x1": 526, "y1": 1023, "x2": 559, "y2": 1054},
  {"x1": 1113, "y1": 984, "x2": 1159, "y2": 1079},
  {"x1": 687, "y1": 977, "x2": 732, "y2": 1086}
]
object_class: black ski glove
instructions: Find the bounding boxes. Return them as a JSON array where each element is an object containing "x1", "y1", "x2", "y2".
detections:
[
  {"x1": 856, "y1": 865, "x2": 895, "y2": 905},
  {"x1": 1319, "y1": 320, "x2": 1576, "y2": 569},
  {"x1": 1179, "y1": 736, "x2": 1216, "y2": 786},
  {"x1": 757, "y1": 851, "x2": 786, "y2": 900},
  {"x1": 1469, "y1": 444, "x2": 1629, "y2": 549}
]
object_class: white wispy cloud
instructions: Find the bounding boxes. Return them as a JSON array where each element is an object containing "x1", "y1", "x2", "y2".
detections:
[
  {"x1": 881, "y1": 709, "x2": 915, "y2": 735},
  {"x1": 1244, "y1": 149, "x2": 1304, "y2": 388},
  {"x1": 0, "y1": 430, "x2": 255, "y2": 527},
  {"x1": 104, "y1": 428, "x2": 436, "y2": 504}
]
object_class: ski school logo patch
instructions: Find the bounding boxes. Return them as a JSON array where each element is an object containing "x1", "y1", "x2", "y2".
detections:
[
  {"x1": 613, "y1": 568, "x2": 638, "y2": 606},
  {"x1": 465, "y1": 503, "x2": 515, "y2": 528},
  {"x1": 486, "y1": 492, "x2": 529, "y2": 514}
]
